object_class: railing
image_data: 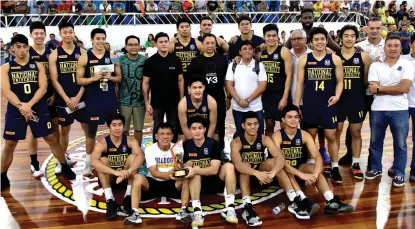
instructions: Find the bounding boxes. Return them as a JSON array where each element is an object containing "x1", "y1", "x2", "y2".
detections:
[{"x1": 0, "y1": 11, "x2": 369, "y2": 27}]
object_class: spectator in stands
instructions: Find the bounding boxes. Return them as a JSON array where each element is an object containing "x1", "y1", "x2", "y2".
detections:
[
  {"x1": 238, "y1": 2, "x2": 250, "y2": 16},
  {"x1": 46, "y1": 33, "x2": 59, "y2": 50},
  {"x1": 182, "y1": 0, "x2": 194, "y2": 13},
  {"x1": 77, "y1": 40, "x2": 87, "y2": 51},
  {"x1": 100, "y1": 0, "x2": 112, "y2": 24},
  {"x1": 169, "y1": 0, "x2": 182, "y2": 21},
  {"x1": 372, "y1": 1, "x2": 381, "y2": 17},
  {"x1": 399, "y1": 24, "x2": 412, "y2": 55},
  {"x1": 207, "y1": 0, "x2": 219, "y2": 23},
  {"x1": 146, "y1": 0, "x2": 158, "y2": 24},
  {"x1": 84, "y1": 1, "x2": 97, "y2": 25},
  {"x1": 387, "y1": 2, "x2": 397, "y2": 18},
  {"x1": 256, "y1": 0, "x2": 268, "y2": 23},
  {"x1": 360, "y1": 0, "x2": 370, "y2": 16},
  {"x1": 280, "y1": 0, "x2": 289, "y2": 12},
  {"x1": 14, "y1": 0, "x2": 28, "y2": 26},
  {"x1": 0, "y1": 38, "x2": 6, "y2": 65},
  {"x1": 358, "y1": 26, "x2": 367, "y2": 42},
  {"x1": 351, "y1": 0, "x2": 360, "y2": 12},
  {"x1": 157, "y1": 0, "x2": 169, "y2": 24},
  {"x1": 113, "y1": 1, "x2": 126, "y2": 24},
  {"x1": 227, "y1": 0, "x2": 237, "y2": 22},
  {"x1": 382, "y1": 10, "x2": 396, "y2": 26},
  {"x1": 405, "y1": 20, "x2": 414, "y2": 33},
  {"x1": 398, "y1": 15, "x2": 409, "y2": 30},
  {"x1": 281, "y1": 30, "x2": 287, "y2": 45},
  {"x1": 71, "y1": 0, "x2": 83, "y2": 25},
  {"x1": 268, "y1": 0, "x2": 278, "y2": 12},
  {"x1": 313, "y1": 0, "x2": 323, "y2": 20},
  {"x1": 105, "y1": 42, "x2": 111, "y2": 53},
  {"x1": 194, "y1": 0, "x2": 206, "y2": 13},
  {"x1": 396, "y1": 4, "x2": 407, "y2": 23},
  {"x1": 48, "y1": 0, "x2": 58, "y2": 14},
  {"x1": 388, "y1": 24, "x2": 398, "y2": 34},
  {"x1": 58, "y1": 0, "x2": 70, "y2": 23},
  {"x1": 329, "y1": 30, "x2": 336, "y2": 40},
  {"x1": 145, "y1": 40, "x2": 158, "y2": 58},
  {"x1": 302, "y1": 0, "x2": 314, "y2": 10},
  {"x1": 289, "y1": 1, "x2": 301, "y2": 12},
  {"x1": 410, "y1": 10, "x2": 415, "y2": 27},
  {"x1": 145, "y1": 34, "x2": 154, "y2": 48}
]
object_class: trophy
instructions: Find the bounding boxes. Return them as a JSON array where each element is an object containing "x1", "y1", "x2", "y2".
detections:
[{"x1": 170, "y1": 140, "x2": 189, "y2": 178}]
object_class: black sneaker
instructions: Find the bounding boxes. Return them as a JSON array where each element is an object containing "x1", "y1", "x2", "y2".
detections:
[
  {"x1": 323, "y1": 165, "x2": 332, "y2": 175},
  {"x1": 288, "y1": 196, "x2": 310, "y2": 219},
  {"x1": 339, "y1": 152, "x2": 352, "y2": 165},
  {"x1": 366, "y1": 170, "x2": 382, "y2": 180},
  {"x1": 410, "y1": 170, "x2": 415, "y2": 183},
  {"x1": 122, "y1": 195, "x2": 132, "y2": 215},
  {"x1": 351, "y1": 163, "x2": 364, "y2": 180},
  {"x1": 331, "y1": 167, "x2": 343, "y2": 184},
  {"x1": 392, "y1": 176, "x2": 405, "y2": 187},
  {"x1": 324, "y1": 196, "x2": 353, "y2": 214},
  {"x1": 61, "y1": 163, "x2": 76, "y2": 180},
  {"x1": 388, "y1": 168, "x2": 396, "y2": 178},
  {"x1": 106, "y1": 199, "x2": 118, "y2": 219},
  {"x1": 241, "y1": 203, "x2": 262, "y2": 226},
  {"x1": 367, "y1": 151, "x2": 372, "y2": 170},
  {"x1": 300, "y1": 197, "x2": 320, "y2": 217},
  {"x1": 1, "y1": 173, "x2": 10, "y2": 191}
]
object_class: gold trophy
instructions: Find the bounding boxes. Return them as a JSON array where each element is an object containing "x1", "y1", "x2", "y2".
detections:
[{"x1": 170, "y1": 140, "x2": 189, "y2": 178}]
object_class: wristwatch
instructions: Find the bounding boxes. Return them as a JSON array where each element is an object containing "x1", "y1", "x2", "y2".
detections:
[{"x1": 376, "y1": 86, "x2": 380, "y2": 94}]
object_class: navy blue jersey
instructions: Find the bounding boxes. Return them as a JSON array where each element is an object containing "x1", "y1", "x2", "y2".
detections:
[
  {"x1": 56, "y1": 46, "x2": 83, "y2": 107},
  {"x1": 239, "y1": 134, "x2": 266, "y2": 169},
  {"x1": 183, "y1": 137, "x2": 222, "y2": 168},
  {"x1": 84, "y1": 50, "x2": 118, "y2": 111},
  {"x1": 197, "y1": 35, "x2": 224, "y2": 54},
  {"x1": 6, "y1": 59, "x2": 48, "y2": 118},
  {"x1": 29, "y1": 46, "x2": 54, "y2": 99},
  {"x1": 280, "y1": 129, "x2": 306, "y2": 169},
  {"x1": 186, "y1": 93, "x2": 209, "y2": 122},
  {"x1": 174, "y1": 38, "x2": 199, "y2": 73},
  {"x1": 339, "y1": 51, "x2": 365, "y2": 102},
  {"x1": 260, "y1": 46, "x2": 286, "y2": 96},
  {"x1": 102, "y1": 135, "x2": 132, "y2": 170},
  {"x1": 303, "y1": 53, "x2": 336, "y2": 107}
]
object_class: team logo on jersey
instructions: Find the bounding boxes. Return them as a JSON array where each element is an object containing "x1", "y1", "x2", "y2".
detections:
[
  {"x1": 256, "y1": 143, "x2": 262, "y2": 150},
  {"x1": 75, "y1": 53, "x2": 81, "y2": 59},
  {"x1": 273, "y1": 54, "x2": 279, "y2": 60},
  {"x1": 30, "y1": 64, "x2": 36, "y2": 69},
  {"x1": 190, "y1": 44, "x2": 196, "y2": 50},
  {"x1": 397, "y1": 66, "x2": 402, "y2": 71},
  {"x1": 201, "y1": 106, "x2": 207, "y2": 113},
  {"x1": 324, "y1": 60, "x2": 331, "y2": 66},
  {"x1": 105, "y1": 58, "x2": 110, "y2": 64},
  {"x1": 353, "y1": 58, "x2": 359, "y2": 64},
  {"x1": 122, "y1": 145, "x2": 127, "y2": 153},
  {"x1": 204, "y1": 148, "x2": 209, "y2": 155},
  {"x1": 295, "y1": 139, "x2": 301, "y2": 145}
]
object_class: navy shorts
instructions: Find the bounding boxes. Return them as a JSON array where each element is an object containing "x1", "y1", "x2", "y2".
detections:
[
  {"x1": 201, "y1": 175, "x2": 225, "y2": 194},
  {"x1": 262, "y1": 93, "x2": 290, "y2": 121},
  {"x1": 302, "y1": 104, "x2": 338, "y2": 129},
  {"x1": 337, "y1": 100, "x2": 365, "y2": 124},
  {"x1": 86, "y1": 106, "x2": 119, "y2": 125},
  {"x1": 57, "y1": 107, "x2": 87, "y2": 126},
  {"x1": 48, "y1": 105, "x2": 58, "y2": 118},
  {"x1": 3, "y1": 114, "x2": 54, "y2": 141}
]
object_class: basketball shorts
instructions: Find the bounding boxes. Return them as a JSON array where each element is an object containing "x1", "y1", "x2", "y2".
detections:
[
  {"x1": 3, "y1": 114, "x2": 54, "y2": 141},
  {"x1": 302, "y1": 103, "x2": 338, "y2": 129},
  {"x1": 141, "y1": 177, "x2": 181, "y2": 200},
  {"x1": 201, "y1": 175, "x2": 225, "y2": 194},
  {"x1": 337, "y1": 99, "x2": 365, "y2": 124},
  {"x1": 47, "y1": 104, "x2": 58, "y2": 118},
  {"x1": 98, "y1": 175, "x2": 128, "y2": 190},
  {"x1": 57, "y1": 107, "x2": 87, "y2": 126},
  {"x1": 262, "y1": 93, "x2": 291, "y2": 121},
  {"x1": 86, "y1": 106, "x2": 119, "y2": 125}
]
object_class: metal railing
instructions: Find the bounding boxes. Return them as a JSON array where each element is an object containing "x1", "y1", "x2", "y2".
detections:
[{"x1": 0, "y1": 11, "x2": 368, "y2": 27}]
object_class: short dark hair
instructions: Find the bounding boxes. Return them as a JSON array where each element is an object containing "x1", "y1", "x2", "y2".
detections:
[
  {"x1": 58, "y1": 21, "x2": 74, "y2": 31},
  {"x1": 240, "y1": 40, "x2": 255, "y2": 50},
  {"x1": 106, "y1": 113, "x2": 125, "y2": 127},
  {"x1": 242, "y1": 111, "x2": 258, "y2": 123},
  {"x1": 187, "y1": 116, "x2": 207, "y2": 129},
  {"x1": 155, "y1": 32, "x2": 169, "y2": 42},
  {"x1": 410, "y1": 33, "x2": 415, "y2": 44},
  {"x1": 77, "y1": 40, "x2": 83, "y2": 44},
  {"x1": 30, "y1": 21, "x2": 46, "y2": 33},
  {"x1": 176, "y1": 17, "x2": 191, "y2": 29},
  {"x1": 50, "y1": 33, "x2": 55, "y2": 36},
  {"x1": 188, "y1": 75, "x2": 207, "y2": 87},
  {"x1": 155, "y1": 122, "x2": 174, "y2": 134},
  {"x1": 91, "y1": 28, "x2": 106, "y2": 39},
  {"x1": 202, "y1": 33, "x2": 216, "y2": 43},
  {"x1": 237, "y1": 15, "x2": 251, "y2": 25},
  {"x1": 301, "y1": 8, "x2": 314, "y2": 17},
  {"x1": 368, "y1": 17, "x2": 382, "y2": 24},
  {"x1": 308, "y1": 27, "x2": 328, "y2": 43},
  {"x1": 200, "y1": 16, "x2": 213, "y2": 24},
  {"x1": 282, "y1": 104, "x2": 300, "y2": 118},
  {"x1": 263, "y1": 24, "x2": 279, "y2": 35},
  {"x1": 11, "y1": 34, "x2": 29, "y2": 45},
  {"x1": 385, "y1": 34, "x2": 402, "y2": 44},
  {"x1": 125, "y1": 35, "x2": 140, "y2": 45},
  {"x1": 340, "y1": 25, "x2": 359, "y2": 39}
]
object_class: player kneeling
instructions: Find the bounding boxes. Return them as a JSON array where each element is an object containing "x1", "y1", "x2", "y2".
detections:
[
  {"x1": 230, "y1": 111, "x2": 287, "y2": 226},
  {"x1": 183, "y1": 116, "x2": 238, "y2": 227},
  {"x1": 272, "y1": 105, "x2": 353, "y2": 215},
  {"x1": 90, "y1": 114, "x2": 145, "y2": 219},
  {"x1": 124, "y1": 123, "x2": 190, "y2": 225}
]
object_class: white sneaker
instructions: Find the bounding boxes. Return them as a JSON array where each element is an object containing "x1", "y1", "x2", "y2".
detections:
[
  {"x1": 31, "y1": 165, "x2": 44, "y2": 178},
  {"x1": 55, "y1": 162, "x2": 62, "y2": 174},
  {"x1": 83, "y1": 164, "x2": 92, "y2": 176},
  {"x1": 65, "y1": 153, "x2": 77, "y2": 167}
]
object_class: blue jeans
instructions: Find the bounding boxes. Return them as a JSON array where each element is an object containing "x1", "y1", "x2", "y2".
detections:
[
  {"x1": 232, "y1": 110, "x2": 264, "y2": 136},
  {"x1": 410, "y1": 108, "x2": 415, "y2": 170},
  {"x1": 370, "y1": 110, "x2": 409, "y2": 176}
]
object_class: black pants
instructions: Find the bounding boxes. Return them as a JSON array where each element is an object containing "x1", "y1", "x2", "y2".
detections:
[
  {"x1": 153, "y1": 107, "x2": 178, "y2": 142},
  {"x1": 216, "y1": 101, "x2": 226, "y2": 150}
]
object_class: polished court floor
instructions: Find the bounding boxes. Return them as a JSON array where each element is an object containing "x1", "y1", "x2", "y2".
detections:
[{"x1": 1, "y1": 98, "x2": 414, "y2": 229}]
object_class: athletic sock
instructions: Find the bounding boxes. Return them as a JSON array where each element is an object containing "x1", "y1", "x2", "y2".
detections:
[
  {"x1": 242, "y1": 196, "x2": 251, "y2": 206},
  {"x1": 296, "y1": 191, "x2": 307, "y2": 201},
  {"x1": 30, "y1": 154, "x2": 40, "y2": 170},
  {"x1": 85, "y1": 153, "x2": 91, "y2": 164},
  {"x1": 104, "y1": 188, "x2": 115, "y2": 201},
  {"x1": 352, "y1": 157, "x2": 360, "y2": 166},
  {"x1": 125, "y1": 185, "x2": 132, "y2": 197},
  {"x1": 192, "y1": 200, "x2": 202, "y2": 212},
  {"x1": 132, "y1": 208, "x2": 139, "y2": 213},
  {"x1": 225, "y1": 195, "x2": 235, "y2": 208},
  {"x1": 286, "y1": 189, "x2": 297, "y2": 202},
  {"x1": 331, "y1": 162, "x2": 339, "y2": 168},
  {"x1": 323, "y1": 191, "x2": 334, "y2": 202}
]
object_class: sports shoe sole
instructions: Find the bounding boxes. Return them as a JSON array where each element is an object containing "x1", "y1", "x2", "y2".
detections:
[
  {"x1": 220, "y1": 211, "x2": 238, "y2": 224},
  {"x1": 365, "y1": 173, "x2": 382, "y2": 180},
  {"x1": 324, "y1": 209, "x2": 339, "y2": 214},
  {"x1": 392, "y1": 182, "x2": 405, "y2": 188},
  {"x1": 309, "y1": 203, "x2": 320, "y2": 216},
  {"x1": 288, "y1": 207, "x2": 310, "y2": 219},
  {"x1": 191, "y1": 221, "x2": 204, "y2": 227},
  {"x1": 338, "y1": 207, "x2": 354, "y2": 213},
  {"x1": 124, "y1": 219, "x2": 142, "y2": 225},
  {"x1": 176, "y1": 214, "x2": 193, "y2": 223}
]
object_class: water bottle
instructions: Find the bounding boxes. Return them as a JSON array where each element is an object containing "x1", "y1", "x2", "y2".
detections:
[
  {"x1": 272, "y1": 203, "x2": 286, "y2": 215},
  {"x1": 102, "y1": 79, "x2": 108, "y2": 92}
]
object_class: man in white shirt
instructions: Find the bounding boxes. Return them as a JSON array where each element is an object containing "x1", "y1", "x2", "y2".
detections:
[
  {"x1": 365, "y1": 35, "x2": 415, "y2": 188},
  {"x1": 225, "y1": 40, "x2": 267, "y2": 135},
  {"x1": 123, "y1": 123, "x2": 191, "y2": 225},
  {"x1": 403, "y1": 34, "x2": 415, "y2": 182}
]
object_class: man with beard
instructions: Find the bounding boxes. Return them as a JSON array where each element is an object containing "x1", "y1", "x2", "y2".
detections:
[{"x1": 197, "y1": 16, "x2": 229, "y2": 55}]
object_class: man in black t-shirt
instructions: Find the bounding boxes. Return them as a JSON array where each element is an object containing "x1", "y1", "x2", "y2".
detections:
[
  {"x1": 183, "y1": 116, "x2": 238, "y2": 227},
  {"x1": 143, "y1": 32, "x2": 184, "y2": 140},
  {"x1": 188, "y1": 34, "x2": 228, "y2": 149}
]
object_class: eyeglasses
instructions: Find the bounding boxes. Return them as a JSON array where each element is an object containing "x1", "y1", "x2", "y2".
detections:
[
  {"x1": 291, "y1": 37, "x2": 304, "y2": 42},
  {"x1": 127, "y1": 44, "x2": 140, "y2": 47}
]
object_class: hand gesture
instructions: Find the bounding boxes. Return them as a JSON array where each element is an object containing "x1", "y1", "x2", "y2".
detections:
[
  {"x1": 19, "y1": 103, "x2": 32, "y2": 116},
  {"x1": 328, "y1": 96, "x2": 339, "y2": 107},
  {"x1": 299, "y1": 172, "x2": 317, "y2": 185},
  {"x1": 113, "y1": 170, "x2": 130, "y2": 180},
  {"x1": 167, "y1": 169, "x2": 177, "y2": 181},
  {"x1": 185, "y1": 167, "x2": 195, "y2": 179},
  {"x1": 226, "y1": 98, "x2": 231, "y2": 111},
  {"x1": 368, "y1": 82, "x2": 379, "y2": 94},
  {"x1": 68, "y1": 97, "x2": 80, "y2": 110},
  {"x1": 92, "y1": 71, "x2": 103, "y2": 81},
  {"x1": 232, "y1": 55, "x2": 241, "y2": 64},
  {"x1": 145, "y1": 103, "x2": 154, "y2": 116},
  {"x1": 278, "y1": 98, "x2": 287, "y2": 111},
  {"x1": 254, "y1": 171, "x2": 273, "y2": 185},
  {"x1": 238, "y1": 99, "x2": 249, "y2": 108}
]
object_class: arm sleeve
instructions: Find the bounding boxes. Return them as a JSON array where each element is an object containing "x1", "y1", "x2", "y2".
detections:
[
  {"x1": 143, "y1": 59, "x2": 151, "y2": 76},
  {"x1": 368, "y1": 63, "x2": 379, "y2": 82},
  {"x1": 211, "y1": 140, "x2": 222, "y2": 161},
  {"x1": 258, "y1": 63, "x2": 267, "y2": 81},
  {"x1": 225, "y1": 62, "x2": 234, "y2": 81},
  {"x1": 145, "y1": 146, "x2": 156, "y2": 168},
  {"x1": 402, "y1": 61, "x2": 415, "y2": 81}
]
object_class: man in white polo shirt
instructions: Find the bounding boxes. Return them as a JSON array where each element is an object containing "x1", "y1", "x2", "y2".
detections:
[
  {"x1": 226, "y1": 40, "x2": 267, "y2": 135},
  {"x1": 365, "y1": 35, "x2": 415, "y2": 188},
  {"x1": 403, "y1": 34, "x2": 415, "y2": 182}
]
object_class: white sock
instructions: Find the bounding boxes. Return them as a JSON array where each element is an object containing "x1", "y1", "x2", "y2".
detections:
[
  {"x1": 86, "y1": 153, "x2": 91, "y2": 164},
  {"x1": 225, "y1": 195, "x2": 235, "y2": 208},
  {"x1": 296, "y1": 191, "x2": 307, "y2": 201},
  {"x1": 331, "y1": 162, "x2": 339, "y2": 168},
  {"x1": 192, "y1": 200, "x2": 202, "y2": 212},
  {"x1": 352, "y1": 157, "x2": 359, "y2": 165},
  {"x1": 181, "y1": 206, "x2": 186, "y2": 209},
  {"x1": 104, "y1": 188, "x2": 114, "y2": 201},
  {"x1": 242, "y1": 196, "x2": 251, "y2": 206},
  {"x1": 286, "y1": 189, "x2": 297, "y2": 202},
  {"x1": 125, "y1": 185, "x2": 132, "y2": 197},
  {"x1": 323, "y1": 191, "x2": 334, "y2": 201},
  {"x1": 132, "y1": 208, "x2": 139, "y2": 213}
]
